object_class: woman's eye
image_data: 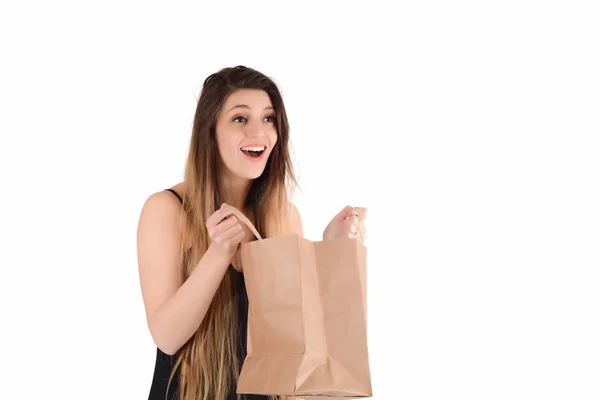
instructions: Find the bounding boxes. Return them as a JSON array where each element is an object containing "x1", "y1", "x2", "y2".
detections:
[
  {"x1": 232, "y1": 116, "x2": 247, "y2": 123},
  {"x1": 264, "y1": 115, "x2": 276, "y2": 123}
]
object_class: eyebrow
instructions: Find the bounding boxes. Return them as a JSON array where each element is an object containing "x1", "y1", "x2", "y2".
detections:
[{"x1": 226, "y1": 104, "x2": 275, "y2": 113}]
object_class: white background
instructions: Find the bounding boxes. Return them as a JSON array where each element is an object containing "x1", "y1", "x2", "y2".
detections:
[{"x1": 1, "y1": 1, "x2": 599, "y2": 399}]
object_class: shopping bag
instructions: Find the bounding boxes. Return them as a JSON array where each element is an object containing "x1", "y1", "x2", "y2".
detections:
[{"x1": 227, "y1": 206, "x2": 372, "y2": 398}]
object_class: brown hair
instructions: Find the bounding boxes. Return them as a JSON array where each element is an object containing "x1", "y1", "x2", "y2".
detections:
[{"x1": 169, "y1": 66, "x2": 296, "y2": 400}]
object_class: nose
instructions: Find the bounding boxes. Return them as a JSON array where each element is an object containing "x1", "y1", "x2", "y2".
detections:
[{"x1": 243, "y1": 119, "x2": 265, "y2": 138}]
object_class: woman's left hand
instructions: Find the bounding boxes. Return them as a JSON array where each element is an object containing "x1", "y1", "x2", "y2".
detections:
[{"x1": 322, "y1": 205, "x2": 368, "y2": 242}]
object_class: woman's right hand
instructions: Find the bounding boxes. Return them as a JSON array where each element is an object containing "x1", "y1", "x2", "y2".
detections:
[{"x1": 206, "y1": 203, "x2": 245, "y2": 263}]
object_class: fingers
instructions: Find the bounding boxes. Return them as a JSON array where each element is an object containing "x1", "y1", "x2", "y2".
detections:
[
  {"x1": 355, "y1": 207, "x2": 368, "y2": 222},
  {"x1": 231, "y1": 229, "x2": 245, "y2": 243},
  {"x1": 205, "y1": 203, "x2": 249, "y2": 261},
  {"x1": 342, "y1": 216, "x2": 358, "y2": 236},
  {"x1": 342, "y1": 214, "x2": 367, "y2": 242},
  {"x1": 336, "y1": 205, "x2": 368, "y2": 222},
  {"x1": 348, "y1": 227, "x2": 367, "y2": 242},
  {"x1": 206, "y1": 204, "x2": 246, "y2": 247},
  {"x1": 207, "y1": 214, "x2": 237, "y2": 238},
  {"x1": 348, "y1": 215, "x2": 360, "y2": 233},
  {"x1": 221, "y1": 220, "x2": 244, "y2": 241},
  {"x1": 210, "y1": 218, "x2": 245, "y2": 253},
  {"x1": 335, "y1": 205, "x2": 357, "y2": 221},
  {"x1": 205, "y1": 203, "x2": 232, "y2": 228},
  {"x1": 358, "y1": 223, "x2": 367, "y2": 242}
]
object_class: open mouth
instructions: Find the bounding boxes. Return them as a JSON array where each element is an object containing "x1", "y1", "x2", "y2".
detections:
[{"x1": 240, "y1": 145, "x2": 266, "y2": 158}]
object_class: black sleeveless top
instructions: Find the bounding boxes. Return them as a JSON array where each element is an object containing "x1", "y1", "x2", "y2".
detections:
[{"x1": 148, "y1": 189, "x2": 267, "y2": 400}]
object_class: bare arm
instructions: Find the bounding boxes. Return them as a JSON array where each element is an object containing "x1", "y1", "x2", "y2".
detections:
[{"x1": 137, "y1": 191, "x2": 231, "y2": 355}]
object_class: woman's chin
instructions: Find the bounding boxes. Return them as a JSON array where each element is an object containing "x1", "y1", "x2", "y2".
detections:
[
  {"x1": 233, "y1": 168, "x2": 265, "y2": 181},
  {"x1": 243, "y1": 171, "x2": 265, "y2": 180}
]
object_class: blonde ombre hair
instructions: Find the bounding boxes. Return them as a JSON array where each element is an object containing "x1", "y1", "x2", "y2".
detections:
[{"x1": 168, "y1": 66, "x2": 296, "y2": 400}]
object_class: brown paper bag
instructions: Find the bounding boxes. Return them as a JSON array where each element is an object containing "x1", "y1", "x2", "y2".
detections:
[{"x1": 227, "y1": 206, "x2": 372, "y2": 398}]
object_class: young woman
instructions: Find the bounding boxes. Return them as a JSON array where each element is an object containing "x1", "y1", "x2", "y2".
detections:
[{"x1": 137, "y1": 65, "x2": 367, "y2": 400}]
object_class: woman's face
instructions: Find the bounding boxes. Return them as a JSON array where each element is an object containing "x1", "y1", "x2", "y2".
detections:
[{"x1": 215, "y1": 89, "x2": 278, "y2": 181}]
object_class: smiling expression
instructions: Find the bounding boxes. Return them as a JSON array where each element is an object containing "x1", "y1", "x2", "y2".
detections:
[{"x1": 215, "y1": 89, "x2": 278, "y2": 181}]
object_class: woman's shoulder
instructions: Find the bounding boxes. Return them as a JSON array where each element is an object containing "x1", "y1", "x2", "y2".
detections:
[
  {"x1": 138, "y1": 183, "x2": 186, "y2": 233},
  {"x1": 165, "y1": 182, "x2": 185, "y2": 202},
  {"x1": 143, "y1": 182, "x2": 185, "y2": 206}
]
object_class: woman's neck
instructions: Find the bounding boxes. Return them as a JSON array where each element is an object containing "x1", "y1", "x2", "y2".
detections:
[{"x1": 221, "y1": 173, "x2": 252, "y2": 211}]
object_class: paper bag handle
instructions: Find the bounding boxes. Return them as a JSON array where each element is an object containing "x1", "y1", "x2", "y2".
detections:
[
  {"x1": 226, "y1": 204, "x2": 365, "y2": 243},
  {"x1": 225, "y1": 205, "x2": 263, "y2": 240}
]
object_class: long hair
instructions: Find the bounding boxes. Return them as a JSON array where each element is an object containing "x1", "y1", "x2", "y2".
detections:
[{"x1": 169, "y1": 66, "x2": 296, "y2": 400}]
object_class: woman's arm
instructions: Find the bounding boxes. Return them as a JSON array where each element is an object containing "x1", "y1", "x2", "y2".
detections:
[{"x1": 136, "y1": 191, "x2": 230, "y2": 355}]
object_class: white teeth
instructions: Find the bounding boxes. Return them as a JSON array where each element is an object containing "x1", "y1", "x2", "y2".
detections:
[{"x1": 241, "y1": 146, "x2": 266, "y2": 151}]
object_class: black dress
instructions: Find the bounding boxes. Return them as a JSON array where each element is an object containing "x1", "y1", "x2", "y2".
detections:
[{"x1": 147, "y1": 188, "x2": 267, "y2": 400}]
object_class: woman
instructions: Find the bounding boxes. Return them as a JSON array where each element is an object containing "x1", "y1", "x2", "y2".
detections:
[{"x1": 137, "y1": 65, "x2": 367, "y2": 400}]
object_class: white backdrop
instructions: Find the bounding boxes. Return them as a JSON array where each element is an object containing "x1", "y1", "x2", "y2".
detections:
[{"x1": 1, "y1": 1, "x2": 599, "y2": 399}]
